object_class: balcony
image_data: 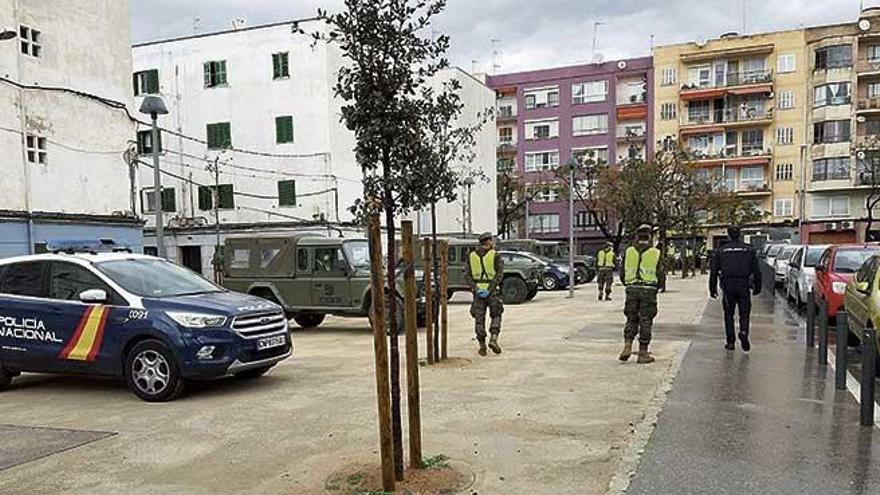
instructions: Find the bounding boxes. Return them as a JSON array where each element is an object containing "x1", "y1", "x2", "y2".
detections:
[
  {"x1": 497, "y1": 140, "x2": 517, "y2": 154},
  {"x1": 854, "y1": 134, "x2": 880, "y2": 150},
  {"x1": 690, "y1": 146, "x2": 772, "y2": 167},
  {"x1": 679, "y1": 70, "x2": 773, "y2": 100},
  {"x1": 617, "y1": 92, "x2": 647, "y2": 106},
  {"x1": 857, "y1": 97, "x2": 880, "y2": 113},
  {"x1": 857, "y1": 58, "x2": 880, "y2": 75},
  {"x1": 736, "y1": 182, "x2": 772, "y2": 196},
  {"x1": 496, "y1": 105, "x2": 517, "y2": 123},
  {"x1": 616, "y1": 127, "x2": 646, "y2": 142},
  {"x1": 680, "y1": 107, "x2": 773, "y2": 133}
]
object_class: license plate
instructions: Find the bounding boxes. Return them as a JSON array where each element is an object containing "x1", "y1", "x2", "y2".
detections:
[{"x1": 257, "y1": 334, "x2": 286, "y2": 350}]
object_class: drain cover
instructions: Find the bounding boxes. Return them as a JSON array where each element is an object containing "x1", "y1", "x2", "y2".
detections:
[{"x1": 0, "y1": 424, "x2": 115, "y2": 472}]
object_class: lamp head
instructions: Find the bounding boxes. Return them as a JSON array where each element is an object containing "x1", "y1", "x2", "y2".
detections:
[{"x1": 139, "y1": 95, "x2": 169, "y2": 117}]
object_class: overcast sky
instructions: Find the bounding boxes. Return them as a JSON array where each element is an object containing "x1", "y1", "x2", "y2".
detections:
[{"x1": 131, "y1": 0, "x2": 871, "y2": 73}]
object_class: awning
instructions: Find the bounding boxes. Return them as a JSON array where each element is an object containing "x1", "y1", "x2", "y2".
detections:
[
  {"x1": 617, "y1": 104, "x2": 647, "y2": 120},
  {"x1": 680, "y1": 43, "x2": 774, "y2": 63},
  {"x1": 680, "y1": 88, "x2": 727, "y2": 101},
  {"x1": 728, "y1": 84, "x2": 773, "y2": 95},
  {"x1": 680, "y1": 125, "x2": 725, "y2": 136}
]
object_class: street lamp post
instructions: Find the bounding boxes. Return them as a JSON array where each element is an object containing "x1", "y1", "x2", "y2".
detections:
[
  {"x1": 463, "y1": 176, "x2": 475, "y2": 235},
  {"x1": 139, "y1": 96, "x2": 169, "y2": 258},
  {"x1": 0, "y1": 30, "x2": 17, "y2": 41},
  {"x1": 567, "y1": 158, "x2": 576, "y2": 299}
]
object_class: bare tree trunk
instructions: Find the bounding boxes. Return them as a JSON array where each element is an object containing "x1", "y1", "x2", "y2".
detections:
[{"x1": 383, "y1": 185, "x2": 404, "y2": 481}]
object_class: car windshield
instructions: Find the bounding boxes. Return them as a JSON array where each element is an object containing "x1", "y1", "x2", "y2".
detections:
[
  {"x1": 833, "y1": 249, "x2": 880, "y2": 273},
  {"x1": 96, "y1": 258, "x2": 222, "y2": 298},
  {"x1": 804, "y1": 247, "x2": 828, "y2": 267},
  {"x1": 778, "y1": 247, "x2": 798, "y2": 262},
  {"x1": 767, "y1": 245, "x2": 784, "y2": 257},
  {"x1": 343, "y1": 240, "x2": 370, "y2": 269}
]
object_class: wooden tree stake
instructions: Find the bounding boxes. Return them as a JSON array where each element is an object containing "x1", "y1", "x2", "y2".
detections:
[
  {"x1": 422, "y1": 238, "x2": 435, "y2": 365},
  {"x1": 401, "y1": 221, "x2": 423, "y2": 468},
  {"x1": 439, "y1": 240, "x2": 449, "y2": 361}
]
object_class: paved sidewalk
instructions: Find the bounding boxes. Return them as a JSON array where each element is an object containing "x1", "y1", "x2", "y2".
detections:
[{"x1": 627, "y1": 291, "x2": 880, "y2": 494}]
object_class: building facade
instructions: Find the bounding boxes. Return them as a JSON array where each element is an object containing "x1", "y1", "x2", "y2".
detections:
[
  {"x1": 487, "y1": 57, "x2": 654, "y2": 254},
  {"x1": 0, "y1": 0, "x2": 142, "y2": 257},
  {"x1": 653, "y1": 29, "x2": 808, "y2": 246},
  {"x1": 132, "y1": 20, "x2": 497, "y2": 279}
]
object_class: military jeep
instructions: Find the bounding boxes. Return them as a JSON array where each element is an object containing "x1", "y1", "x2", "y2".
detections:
[
  {"x1": 433, "y1": 239, "x2": 541, "y2": 305},
  {"x1": 221, "y1": 235, "x2": 421, "y2": 330},
  {"x1": 498, "y1": 239, "x2": 597, "y2": 284}
]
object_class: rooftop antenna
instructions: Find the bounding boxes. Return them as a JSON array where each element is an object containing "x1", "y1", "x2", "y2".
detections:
[
  {"x1": 491, "y1": 38, "x2": 503, "y2": 73},
  {"x1": 591, "y1": 21, "x2": 606, "y2": 64},
  {"x1": 650, "y1": 34, "x2": 655, "y2": 53},
  {"x1": 471, "y1": 59, "x2": 481, "y2": 74},
  {"x1": 742, "y1": 0, "x2": 746, "y2": 34},
  {"x1": 193, "y1": 17, "x2": 202, "y2": 33}
]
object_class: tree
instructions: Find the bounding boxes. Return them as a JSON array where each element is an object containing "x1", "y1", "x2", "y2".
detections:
[
  {"x1": 496, "y1": 171, "x2": 529, "y2": 238},
  {"x1": 313, "y1": 0, "x2": 455, "y2": 485},
  {"x1": 855, "y1": 145, "x2": 880, "y2": 241}
]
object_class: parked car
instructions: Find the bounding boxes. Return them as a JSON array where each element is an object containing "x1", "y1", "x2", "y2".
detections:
[
  {"x1": 814, "y1": 244, "x2": 880, "y2": 323},
  {"x1": 764, "y1": 243, "x2": 787, "y2": 268},
  {"x1": 505, "y1": 251, "x2": 571, "y2": 291},
  {"x1": 785, "y1": 244, "x2": 830, "y2": 306},
  {"x1": 498, "y1": 239, "x2": 597, "y2": 284},
  {"x1": 0, "y1": 240, "x2": 292, "y2": 402},
  {"x1": 773, "y1": 245, "x2": 800, "y2": 286},
  {"x1": 843, "y1": 254, "x2": 880, "y2": 374}
]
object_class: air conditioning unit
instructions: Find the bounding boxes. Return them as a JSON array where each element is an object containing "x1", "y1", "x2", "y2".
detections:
[
  {"x1": 825, "y1": 222, "x2": 837, "y2": 230},
  {"x1": 840, "y1": 221, "x2": 854, "y2": 229}
]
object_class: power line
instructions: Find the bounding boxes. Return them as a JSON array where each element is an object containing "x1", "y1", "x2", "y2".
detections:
[
  {"x1": 0, "y1": 125, "x2": 129, "y2": 155},
  {"x1": 160, "y1": 146, "x2": 356, "y2": 182}
]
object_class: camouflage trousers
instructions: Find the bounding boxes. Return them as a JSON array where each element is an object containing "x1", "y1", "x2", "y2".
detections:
[
  {"x1": 471, "y1": 293, "x2": 503, "y2": 341},
  {"x1": 624, "y1": 287, "x2": 658, "y2": 345},
  {"x1": 597, "y1": 269, "x2": 614, "y2": 296}
]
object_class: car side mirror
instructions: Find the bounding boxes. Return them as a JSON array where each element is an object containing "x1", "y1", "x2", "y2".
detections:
[
  {"x1": 856, "y1": 281, "x2": 870, "y2": 294},
  {"x1": 79, "y1": 289, "x2": 108, "y2": 303}
]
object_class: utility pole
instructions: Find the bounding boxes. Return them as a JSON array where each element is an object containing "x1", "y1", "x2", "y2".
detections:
[
  {"x1": 524, "y1": 197, "x2": 530, "y2": 240},
  {"x1": 207, "y1": 156, "x2": 222, "y2": 283},
  {"x1": 591, "y1": 21, "x2": 605, "y2": 63},
  {"x1": 464, "y1": 176, "x2": 475, "y2": 235},
  {"x1": 139, "y1": 96, "x2": 169, "y2": 258}
]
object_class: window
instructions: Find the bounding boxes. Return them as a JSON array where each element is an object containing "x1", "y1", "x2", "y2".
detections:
[
  {"x1": 687, "y1": 100, "x2": 710, "y2": 123},
  {"x1": 49, "y1": 263, "x2": 116, "y2": 303},
  {"x1": 572, "y1": 147, "x2": 608, "y2": 165},
  {"x1": 813, "y1": 82, "x2": 851, "y2": 107},
  {"x1": 775, "y1": 163, "x2": 793, "y2": 181},
  {"x1": 572, "y1": 81, "x2": 608, "y2": 104},
  {"x1": 777, "y1": 53, "x2": 796, "y2": 74},
  {"x1": 869, "y1": 82, "x2": 880, "y2": 99},
  {"x1": 297, "y1": 249, "x2": 309, "y2": 272},
  {"x1": 198, "y1": 184, "x2": 235, "y2": 210},
  {"x1": 869, "y1": 45, "x2": 880, "y2": 62},
  {"x1": 523, "y1": 87, "x2": 559, "y2": 109},
  {"x1": 812, "y1": 195, "x2": 850, "y2": 217},
  {"x1": 572, "y1": 114, "x2": 608, "y2": 136},
  {"x1": 660, "y1": 67, "x2": 677, "y2": 86},
  {"x1": 528, "y1": 183, "x2": 560, "y2": 203},
  {"x1": 815, "y1": 45, "x2": 852, "y2": 70},
  {"x1": 278, "y1": 180, "x2": 296, "y2": 207},
  {"x1": 272, "y1": 52, "x2": 289, "y2": 79},
  {"x1": 525, "y1": 119, "x2": 559, "y2": 140},
  {"x1": 206, "y1": 122, "x2": 232, "y2": 149},
  {"x1": 660, "y1": 102, "x2": 677, "y2": 121},
  {"x1": 133, "y1": 69, "x2": 160, "y2": 96},
  {"x1": 25, "y1": 134, "x2": 47, "y2": 164},
  {"x1": 574, "y1": 211, "x2": 597, "y2": 230},
  {"x1": 688, "y1": 64, "x2": 712, "y2": 87},
  {"x1": 203, "y1": 60, "x2": 228, "y2": 88},
  {"x1": 774, "y1": 198, "x2": 794, "y2": 217},
  {"x1": 499, "y1": 127, "x2": 513, "y2": 144},
  {"x1": 497, "y1": 158, "x2": 515, "y2": 173},
  {"x1": 1, "y1": 262, "x2": 46, "y2": 297},
  {"x1": 528, "y1": 213, "x2": 560, "y2": 234},
  {"x1": 19, "y1": 25, "x2": 41, "y2": 58},
  {"x1": 866, "y1": 119, "x2": 880, "y2": 136},
  {"x1": 778, "y1": 90, "x2": 795, "y2": 109},
  {"x1": 723, "y1": 168, "x2": 737, "y2": 191},
  {"x1": 813, "y1": 120, "x2": 850, "y2": 144},
  {"x1": 275, "y1": 116, "x2": 294, "y2": 144},
  {"x1": 813, "y1": 157, "x2": 850, "y2": 181},
  {"x1": 740, "y1": 166, "x2": 764, "y2": 190},
  {"x1": 142, "y1": 187, "x2": 176, "y2": 213},
  {"x1": 524, "y1": 151, "x2": 560, "y2": 172},
  {"x1": 136, "y1": 129, "x2": 162, "y2": 154},
  {"x1": 447, "y1": 247, "x2": 457, "y2": 263},
  {"x1": 230, "y1": 249, "x2": 250, "y2": 269},
  {"x1": 314, "y1": 248, "x2": 345, "y2": 272},
  {"x1": 741, "y1": 129, "x2": 764, "y2": 155},
  {"x1": 776, "y1": 127, "x2": 794, "y2": 145}
]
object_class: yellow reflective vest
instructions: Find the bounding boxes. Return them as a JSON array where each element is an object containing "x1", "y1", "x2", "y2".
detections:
[
  {"x1": 597, "y1": 248, "x2": 615, "y2": 269},
  {"x1": 624, "y1": 246, "x2": 660, "y2": 286},
  {"x1": 469, "y1": 249, "x2": 497, "y2": 291}
]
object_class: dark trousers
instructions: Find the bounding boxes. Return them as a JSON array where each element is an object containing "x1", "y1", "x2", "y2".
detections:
[{"x1": 722, "y1": 285, "x2": 751, "y2": 343}]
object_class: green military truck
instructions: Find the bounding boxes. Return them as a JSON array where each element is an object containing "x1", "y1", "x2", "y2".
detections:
[
  {"x1": 221, "y1": 235, "x2": 422, "y2": 330},
  {"x1": 432, "y1": 238, "x2": 541, "y2": 305},
  {"x1": 498, "y1": 239, "x2": 597, "y2": 285}
]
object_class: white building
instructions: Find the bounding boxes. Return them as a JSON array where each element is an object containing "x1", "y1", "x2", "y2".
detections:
[
  {"x1": 132, "y1": 19, "x2": 496, "y2": 278},
  {"x1": 0, "y1": 0, "x2": 142, "y2": 256}
]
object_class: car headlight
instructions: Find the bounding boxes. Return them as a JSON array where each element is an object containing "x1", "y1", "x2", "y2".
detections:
[
  {"x1": 166, "y1": 311, "x2": 228, "y2": 328},
  {"x1": 832, "y1": 282, "x2": 848, "y2": 295}
]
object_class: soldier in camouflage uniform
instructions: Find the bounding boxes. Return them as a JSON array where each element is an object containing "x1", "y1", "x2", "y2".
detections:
[
  {"x1": 466, "y1": 232, "x2": 505, "y2": 356},
  {"x1": 596, "y1": 241, "x2": 616, "y2": 301},
  {"x1": 619, "y1": 225, "x2": 664, "y2": 364}
]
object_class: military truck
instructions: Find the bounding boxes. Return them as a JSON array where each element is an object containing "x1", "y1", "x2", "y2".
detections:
[
  {"x1": 221, "y1": 235, "x2": 423, "y2": 330},
  {"x1": 430, "y1": 238, "x2": 541, "y2": 304},
  {"x1": 498, "y1": 239, "x2": 597, "y2": 284}
]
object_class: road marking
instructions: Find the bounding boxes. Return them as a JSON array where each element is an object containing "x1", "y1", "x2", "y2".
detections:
[{"x1": 826, "y1": 351, "x2": 880, "y2": 428}]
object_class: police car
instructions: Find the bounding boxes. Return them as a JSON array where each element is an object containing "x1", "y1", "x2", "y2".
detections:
[{"x1": 0, "y1": 240, "x2": 292, "y2": 402}]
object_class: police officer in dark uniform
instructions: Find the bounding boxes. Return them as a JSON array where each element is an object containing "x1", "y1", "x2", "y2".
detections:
[{"x1": 709, "y1": 226, "x2": 761, "y2": 351}]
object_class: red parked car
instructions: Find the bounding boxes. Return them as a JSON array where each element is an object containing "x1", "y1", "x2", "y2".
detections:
[{"x1": 814, "y1": 244, "x2": 880, "y2": 322}]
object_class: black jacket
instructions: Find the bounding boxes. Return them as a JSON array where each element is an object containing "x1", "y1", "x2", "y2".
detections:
[{"x1": 709, "y1": 240, "x2": 761, "y2": 294}]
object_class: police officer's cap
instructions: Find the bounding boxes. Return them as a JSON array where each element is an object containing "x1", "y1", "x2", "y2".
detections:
[
  {"x1": 478, "y1": 232, "x2": 494, "y2": 243},
  {"x1": 727, "y1": 225, "x2": 742, "y2": 239},
  {"x1": 636, "y1": 224, "x2": 653, "y2": 234}
]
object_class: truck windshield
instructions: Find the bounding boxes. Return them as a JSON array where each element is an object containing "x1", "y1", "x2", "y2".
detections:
[
  {"x1": 344, "y1": 241, "x2": 370, "y2": 269},
  {"x1": 96, "y1": 258, "x2": 223, "y2": 298}
]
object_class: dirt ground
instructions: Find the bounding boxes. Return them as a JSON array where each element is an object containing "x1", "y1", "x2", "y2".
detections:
[{"x1": 0, "y1": 277, "x2": 708, "y2": 494}]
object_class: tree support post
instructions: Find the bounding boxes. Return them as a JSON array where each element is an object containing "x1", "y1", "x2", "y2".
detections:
[
  {"x1": 439, "y1": 240, "x2": 449, "y2": 361},
  {"x1": 422, "y1": 239, "x2": 435, "y2": 365},
  {"x1": 401, "y1": 221, "x2": 423, "y2": 468}
]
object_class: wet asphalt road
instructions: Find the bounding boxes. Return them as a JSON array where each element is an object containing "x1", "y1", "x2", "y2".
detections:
[{"x1": 627, "y1": 289, "x2": 880, "y2": 495}]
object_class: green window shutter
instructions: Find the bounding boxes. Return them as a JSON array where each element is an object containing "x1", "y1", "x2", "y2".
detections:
[
  {"x1": 147, "y1": 69, "x2": 159, "y2": 94},
  {"x1": 221, "y1": 122, "x2": 231, "y2": 148},
  {"x1": 206, "y1": 124, "x2": 216, "y2": 148},
  {"x1": 161, "y1": 188, "x2": 176, "y2": 212},
  {"x1": 198, "y1": 186, "x2": 213, "y2": 210},
  {"x1": 132, "y1": 73, "x2": 139, "y2": 96},
  {"x1": 273, "y1": 53, "x2": 289, "y2": 79},
  {"x1": 275, "y1": 116, "x2": 293, "y2": 143},
  {"x1": 203, "y1": 62, "x2": 211, "y2": 87},
  {"x1": 278, "y1": 180, "x2": 296, "y2": 206},
  {"x1": 207, "y1": 123, "x2": 231, "y2": 149},
  {"x1": 217, "y1": 61, "x2": 227, "y2": 85},
  {"x1": 218, "y1": 184, "x2": 235, "y2": 209}
]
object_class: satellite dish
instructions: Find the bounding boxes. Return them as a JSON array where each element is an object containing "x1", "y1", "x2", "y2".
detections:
[
  {"x1": 695, "y1": 39, "x2": 707, "y2": 48},
  {"x1": 858, "y1": 115, "x2": 867, "y2": 123},
  {"x1": 858, "y1": 151, "x2": 867, "y2": 160},
  {"x1": 593, "y1": 53, "x2": 605, "y2": 64},
  {"x1": 617, "y1": 60, "x2": 627, "y2": 70},
  {"x1": 860, "y1": 19, "x2": 872, "y2": 31}
]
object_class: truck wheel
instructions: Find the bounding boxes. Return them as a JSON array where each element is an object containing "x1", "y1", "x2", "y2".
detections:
[
  {"x1": 293, "y1": 314, "x2": 325, "y2": 329},
  {"x1": 125, "y1": 340, "x2": 185, "y2": 402},
  {"x1": 501, "y1": 277, "x2": 528, "y2": 305},
  {"x1": 235, "y1": 366, "x2": 273, "y2": 380},
  {"x1": 525, "y1": 285, "x2": 538, "y2": 302},
  {"x1": 0, "y1": 368, "x2": 12, "y2": 391},
  {"x1": 584, "y1": 270, "x2": 596, "y2": 284},
  {"x1": 368, "y1": 295, "x2": 405, "y2": 334},
  {"x1": 575, "y1": 267, "x2": 588, "y2": 285},
  {"x1": 542, "y1": 274, "x2": 560, "y2": 291}
]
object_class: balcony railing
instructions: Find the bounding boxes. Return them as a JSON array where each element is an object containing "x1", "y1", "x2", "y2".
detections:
[
  {"x1": 690, "y1": 145, "x2": 770, "y2": 161},
  {"x1": 737, "y1": 182, "x2": 771, "y2": 194},
  {"x1": 857, "y1": 58, "x2": 880, "y2": 73},
  {"x1": 616, "y1": 127, "x2": 647, "y2": 139},
  {"x1": 682, "y1": 107, "x2": 772, "y2": 126},
  {"x1": 617, "y1": 92, "x2": 647, "y2": 105},
  {"x1": 497, "y1": 106, "x2": 517, "y2": 120},
  {"x1": 680, "y1": 69, "x2": 773, "y2": 91},
  {"x1": 497, "y1": 140, "x2": 517, "y2": 153},
  {"x1": 857, "y1": 97, "x2": 880, "y2": 111}
]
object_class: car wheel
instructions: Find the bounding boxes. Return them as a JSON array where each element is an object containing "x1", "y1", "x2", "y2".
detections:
[
  {"x1": 584, "y1": 270, "x2": 596, "y2": 284},
  {"x1": 525, "y1": 285, "x2": 538, "y2": 302},
  {"x1": 574, "y1": 267, "x2": 588, "y2": 285},
  {"x1": 293, "y1": 313, "x2": 325, "y2": 329},
  {"x1": 0, "y1": 367, "x2": 12, "y2": 392},
  {"x1": 125, "y1": 340, "x2": 185, "y2": 402},
  {"x1": 542, "y1": 274, "x2": 559, "y2": 291},
  {"x1": 368, "y1": 294, "x2": 406, "y2": 334},
  {"x1": 501, "y1": 277, "x2": 528, "y2": 305},
  {"x1": 235, "y1": 365, "x2": 273, "y2": 380}
]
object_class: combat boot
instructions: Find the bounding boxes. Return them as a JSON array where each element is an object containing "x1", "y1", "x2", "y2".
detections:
[
  {"x1": 637, "y1": 344, "x2": 655, "y2": 364},
  {"x1": 598, "y1": 293, "x2": 604, "y2": 301},
  {"x1": 605, "y1": 294, "x2": 612, "y2": 302},
  {"x1": 477, "y1": 339, "x2": 487, "y2": 356},
  {"x1": 618, "y1": 339, "x2": 634, "y2": 362},
  {"x1": 488, "y1": 334, "x2": 502, "y2": 354}
]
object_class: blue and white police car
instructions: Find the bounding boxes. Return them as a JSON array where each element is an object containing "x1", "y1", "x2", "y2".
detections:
[{"x1": 0, "y1": 240, "x2": 292, "y2": 401}]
